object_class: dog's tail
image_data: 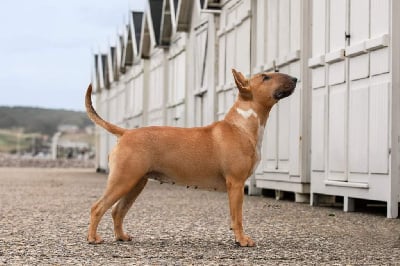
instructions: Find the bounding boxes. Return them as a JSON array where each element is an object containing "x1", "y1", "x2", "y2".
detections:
[{"x1": 85, "y1": 84, "x2": 126, "y2": 137}]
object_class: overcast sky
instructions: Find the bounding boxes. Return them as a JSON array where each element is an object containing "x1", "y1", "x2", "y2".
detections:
[{"x1": 0, "y1": 0, "x2": 146, "y2": 111}]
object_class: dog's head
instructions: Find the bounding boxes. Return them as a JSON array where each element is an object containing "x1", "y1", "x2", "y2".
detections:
[{"x1": 232, "y1": 69, "x2": 297, "y2": 110}]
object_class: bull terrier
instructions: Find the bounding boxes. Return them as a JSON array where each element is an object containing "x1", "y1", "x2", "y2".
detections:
[{"x1": 85, "y1": 69, "x2": 297, "y2": 247}]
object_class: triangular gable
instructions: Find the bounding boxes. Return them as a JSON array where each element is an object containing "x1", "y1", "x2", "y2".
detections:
[
  {"x1": 139, "y1": 1, "x2": 158, "y2": 58},
  {"x1": 93, "y1": 54, "x2": 101, "y2": 92},
  {"x1": 131, "y1": 11, "x2": 144, "y2": 57},
  {"x1": 101, "y1": 54, "x2": 110, "y2": 89},
  {"x1": 118, "y1": 34, "x2": 126, "y2": 73},
  {"x1": 173, "y1": 0, "x2": 179, "y2": 15},
  {"x1": 176, "y1": 0, "x2": 195, "y2": 32},
  {"x1": 160, "y1": 0, "x2": 178, "y2": 46},
  {"x1": 110, "y1": 46, "x2": 119, "y2": 82},
  {"x1": 122, "y1": 24, "x2": 134, "y2": 68},
  {"x1": 149, "y1": 0, "x2": 163, "y2": 45},
  {"x1": 121, "y1": 11, "x2": 144, "y2": 67}
]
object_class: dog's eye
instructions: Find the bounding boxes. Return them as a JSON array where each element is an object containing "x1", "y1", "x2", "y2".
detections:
[{"x1": 263, "y1": 75, "x2": 270, "y2": 81}]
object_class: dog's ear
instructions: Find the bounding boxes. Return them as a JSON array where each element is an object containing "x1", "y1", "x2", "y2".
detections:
[{"x1": 232, "y1": 69, "x2": 252, "y2": 100}]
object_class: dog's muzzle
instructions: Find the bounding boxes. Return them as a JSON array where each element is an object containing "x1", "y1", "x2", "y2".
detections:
[{"x1": 273, "y1": 77, "x2": 297, "y2": 100}]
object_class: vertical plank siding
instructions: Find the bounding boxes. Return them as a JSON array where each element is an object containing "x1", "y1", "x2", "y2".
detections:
[{"x1": 91, "y1": 0, "x2": 400, "y2": 217}]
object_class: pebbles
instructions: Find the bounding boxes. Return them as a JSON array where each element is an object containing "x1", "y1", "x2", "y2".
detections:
[{"x1": 1, "y1": 168, "x2": 400, "y2": 265}]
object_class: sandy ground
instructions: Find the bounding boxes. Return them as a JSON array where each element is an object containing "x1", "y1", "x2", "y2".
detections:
[{"x1": 1, "y1": 167, "x2": 400, "y2": 265}]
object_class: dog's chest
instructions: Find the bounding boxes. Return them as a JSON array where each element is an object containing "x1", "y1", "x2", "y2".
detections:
[{"x1": 251, "y1": 124, "x2": 265, "y2": 174}]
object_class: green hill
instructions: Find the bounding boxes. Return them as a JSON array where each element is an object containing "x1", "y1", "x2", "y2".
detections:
[{"x1": 0, "y1": 106, "x2": 92, "y2": 136}]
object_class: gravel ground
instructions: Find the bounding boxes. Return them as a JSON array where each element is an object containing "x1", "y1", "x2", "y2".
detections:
[
  {"x1": 0, "y1": 153, "x2": 95, "y2": 168},
  {"x1": 1, "y1": 168, "x2": 400, "y2": 265}
]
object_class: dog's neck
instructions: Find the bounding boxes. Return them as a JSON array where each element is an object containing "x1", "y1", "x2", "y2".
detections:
[{"x1": 224, "y1": 99, "x2": 272, "y2": 146}]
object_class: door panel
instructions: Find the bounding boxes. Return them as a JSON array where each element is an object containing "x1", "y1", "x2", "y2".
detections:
[
  {"x1": 278, "y1": 0, "x2": 290, "y2": 58},
  {"x1": 278, "y1": 99, "x2": 290, "y2": 170},
  {"x1": 349, "y1": 0, "x2": 369, "y2": 44},
  {"x1": 312, "y1": 88, "x2": 326, "y2": 171},
  {"x1": 225, "y1": 30, "x2": 235, "y2": 85},
  {"x1": 370, "y1": 0, "x2": 389, "y2": 37},
  {"x1": 218, "y1": 35, "x2": 226, "y2": 86},
  {"x1": 348, "y1": 84, "x2": 369, "y2": 173},
  {"x1": 328, "y1": 84, "x2": 346, "y2": 175},
  {"x1": 328, "y1": 61, "x2": 345, "y2": 85},
  {"x1": 290, "y1": 0, "x2": 301, "y2": 52},
  {"x1": 371, "y1": 48, "x2": 389, "y2": 76},
  {"x1": 289, "y1": 84, "x2": 300, "y2": 175},
  {"x1": 349, "y1": 54, "x2": 369, "y2": 80},
  {"x1": 312, "y1": 0, "x2": 326, "y2": 56},
  {"x1": 267, "y1": 0, "x2": 278, "y2": 61},
  {"x1": 312, "y1": 68, "x2": 325, "y2": 88},
  {"x1": 369, "y1": 82, "x2": 389, "y2": 174},
  {"x1": 264, "y1": 106, "x2": 277, "y2": 171},
  {"x1": 236, "y1": 19, "x2": 251, "y2": 74},
  {"x1": 329, "y1": 0, "x2": 346, "y2": 52}
]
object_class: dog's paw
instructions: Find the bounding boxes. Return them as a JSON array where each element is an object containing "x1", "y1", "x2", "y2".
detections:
[
  {"x1": 87, "y1": 234, "x2": 104, "y2": 244},
  {"x1": 115, "y1": 233, "x2": 132, "y2": 242},
  {"x1": 235, "y1": 235, "x2": 255, "y2": 247}
]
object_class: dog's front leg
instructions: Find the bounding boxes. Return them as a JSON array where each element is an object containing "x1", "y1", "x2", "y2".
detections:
[{"x1": 226, "y1": 176, "x2": 255, "y2": 247}]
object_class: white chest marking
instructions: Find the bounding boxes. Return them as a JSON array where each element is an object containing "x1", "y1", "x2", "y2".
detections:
[{"x1": 236, "y1": 108, "x2": 258, "y2": 119}]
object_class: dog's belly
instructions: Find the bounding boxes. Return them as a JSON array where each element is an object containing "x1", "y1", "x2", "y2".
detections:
[{"x1": 145, "y1": 170, "x2": 227, "y2": 192}]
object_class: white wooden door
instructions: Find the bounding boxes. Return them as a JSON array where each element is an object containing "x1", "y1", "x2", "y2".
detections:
[
  {"x1": 261, "y1": 0, "x2": 301, "y2": 175},
  {"x1": 148, "y1": 51, "x2": 165, "y2": 126},
  {"x1": 217, "y1": 0, "x2": 251, "y2": 118},
  {"x1": 310, "y1": 0, "x2": 390, "y2": 183},
  {"x1": 194, "y1": 22, "x2": 209, "y2": 127}
]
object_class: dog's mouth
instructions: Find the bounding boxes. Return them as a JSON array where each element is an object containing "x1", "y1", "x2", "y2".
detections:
[{"x1": 273, "y1": 87, "x2": 295, "y2": 100}]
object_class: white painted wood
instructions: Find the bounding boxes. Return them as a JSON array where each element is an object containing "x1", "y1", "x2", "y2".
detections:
[
  {"x1": 328, "y1": 83, "x2": 346, "y2": 177},
  {"x1": 311, "y1": 88, "x2": 326, "y2": 171},
  {"x1": 366, "y1": 34, "x2": 390, "y2": 51},
  {"x1": 278, "y1": 99, "x2": 290, "y2": 170},
  {"x1": 308, "y1": 56, "x2": 325, "y2": 69},
  {"x1": 312, "y1": 0, "x2": 326, "y2": 57},
  {"x1": 194, "y1": 28, "x2": 208, "y2": 92},
  {"x1": 329, "y1": 0, "x2": 346, "y2": 52},
  {"x1": 349, "y1": 0, "x2": 369, "y2": 45},
  {"x1": 278, "y1": 0, "x2": 290, "y2": 59},
  {"x1": 325, "y1": 49, "x2": 345, "y2": 64},
  {"x1": 348, "y1": 83, "x2": 369, "y2": 174},
  {"x1": 389, "y1": 0, "x2": 400, "y2": 218},
  {"x1": 369, "y1": 82, "x2": 389, "y2": 174},
  {"x1": 225, "y1": 30, "x2": 235, "y2": 85},
  {"x1": 255, "y1": 0, "x2": 265, "y2": 68},
  {"x1": 290, "y1": 0, "x2": 300, "y2": 52},
  {"x1": 345, "y1": 42, "x2": 367, "y2": 58},
  {"x1": 289, "y1": 81, "x2": 300, "y2": 176},
  {"x1": 311, "y1": 68, "x2": 325, "y2": 88},
  {"x1": 349, "y1": 54, "x2": 369, "y2": 80},
  {"x1": 133, "y1": 73, "x2": 144, "y2": 115},
  {"x1": 218, "y1": 34, "x2": 225, "y2": 86},
  {"x1": 236, "y1": 19, "x2": 251, "y2": 74},
  {"x1": 325, "y1": 180, "x2": 369, "y2": 189},
  {"x1": 328, "y1": 61, "x2": 345, "y2": 85},
  {"x1": 370, "y1": 47, "x2": 389, "y2": 76},
  {"x1": 149, "y1": 64, "x2": 164, "y2": 111},
  {"x1": 370, "y1": 0, "x2": 389, "y2": 37},
  {"x1": 264, "y1": 106, "x2": 277, "y2": 171},
  {"x1": 266, "y1": 0, "x2": 278, "y2": 62}
]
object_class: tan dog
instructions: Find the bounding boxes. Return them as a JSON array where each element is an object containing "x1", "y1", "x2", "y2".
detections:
[{"x1": 85, "y1": 69, "x2": 297, "y2": 247}]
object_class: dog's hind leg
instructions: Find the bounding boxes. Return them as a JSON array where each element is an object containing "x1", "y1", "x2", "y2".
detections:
[
  {"x1": 112, "y1": 177, "x2": 148, "y2": 241},
  {"x1": 87, "y1": 164, "x2": 146, "y2": 244}
]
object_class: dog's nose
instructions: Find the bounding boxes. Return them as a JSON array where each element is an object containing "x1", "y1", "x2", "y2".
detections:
[{"x1": 292, "y1": 77, "x2": 298, "y2": 83}]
